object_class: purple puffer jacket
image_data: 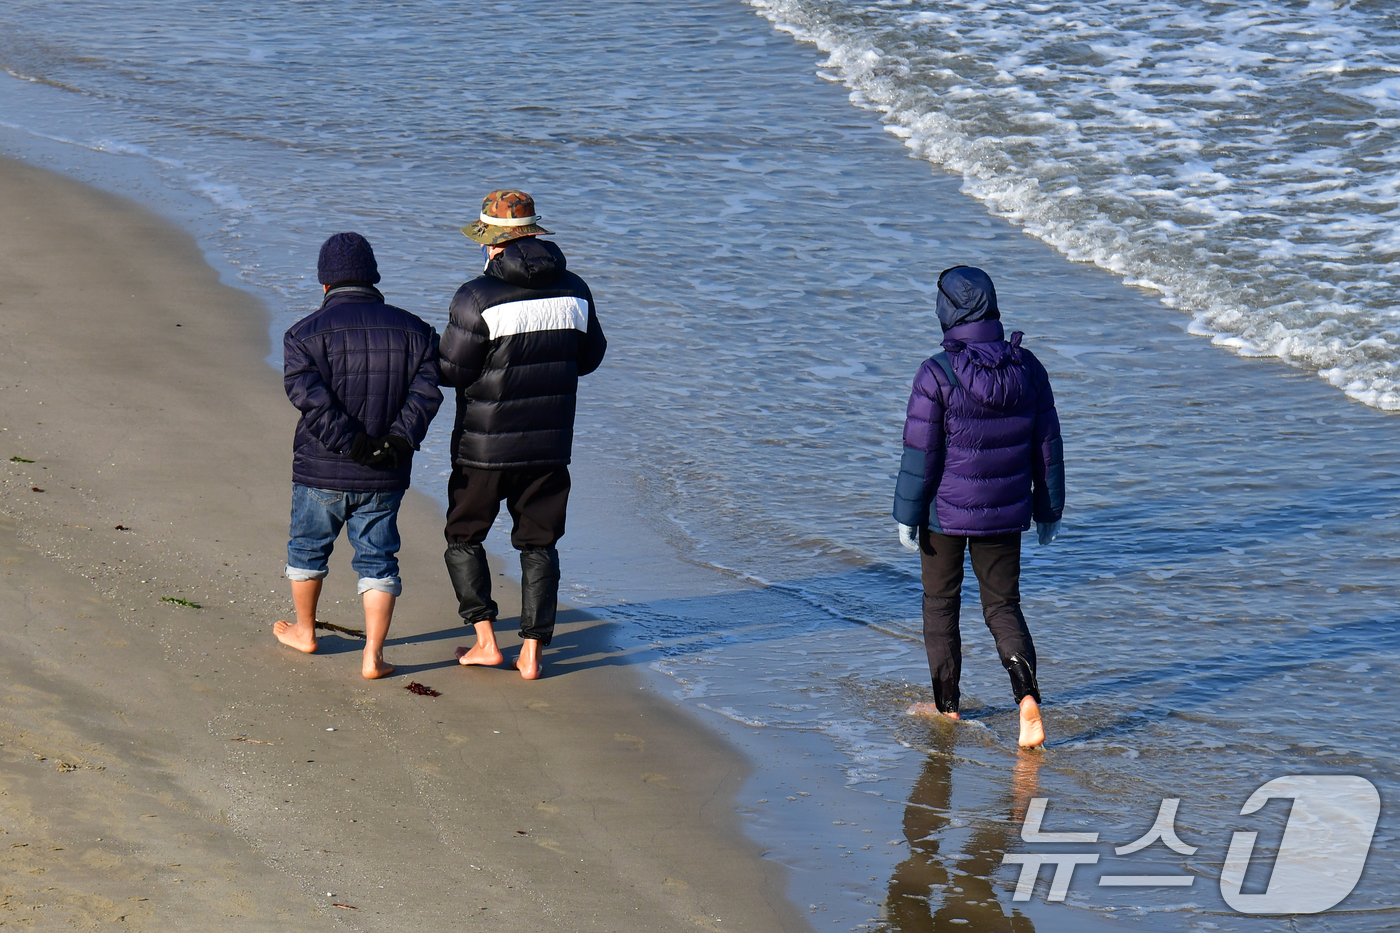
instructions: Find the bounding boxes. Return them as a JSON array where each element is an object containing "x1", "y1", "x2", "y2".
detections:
[{"x1": 893, "y1": 319, "x2": 1064, "y2": 536}]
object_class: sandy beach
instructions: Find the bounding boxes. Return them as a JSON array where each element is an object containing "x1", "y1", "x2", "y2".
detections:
[{"x1": 0, "y1": 156, "x2": 809, "y2": 932}]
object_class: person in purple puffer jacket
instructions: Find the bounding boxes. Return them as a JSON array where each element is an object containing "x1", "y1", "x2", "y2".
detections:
[{"x1": 893, "y1": 266, "x2": 1064, "y2": 748}]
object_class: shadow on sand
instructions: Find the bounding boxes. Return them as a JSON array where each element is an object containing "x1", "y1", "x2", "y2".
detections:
[{"x1": 344, "y1": 563, "x2": 1390, "y2": 734}]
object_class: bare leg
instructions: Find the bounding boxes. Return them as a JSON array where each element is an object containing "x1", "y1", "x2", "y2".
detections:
[
  {"x1": 361, "y1": 589, "x2": 396, "y2": 679},
  {"x1": 516, "y1": 638, "x2": 542, "y2": 680},
  {"x1": 274, "y1": 579, "x2": 320, "y2": 653},
  {"x1": 456, "y1": 619, "x2": 505, "y2": 666},
  {"x1": 905, "y1": 702, "x2": 959, "y2": 720},
  {"x1": 1018, "y1": 696, "x2": 1045, "y2": 748}
]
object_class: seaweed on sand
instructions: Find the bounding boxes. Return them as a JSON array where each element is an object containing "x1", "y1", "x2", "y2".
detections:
[{"x1": 315, "y1": 620, "x2": 365, "y2": 638}]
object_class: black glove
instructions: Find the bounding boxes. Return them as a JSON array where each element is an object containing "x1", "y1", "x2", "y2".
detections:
[
  {"x1": 350, "y1": 432, "x2": 414, "y2": 469},
  {"x1": 383, "y1": 434, "x2": 414, "y2": 467},
  {"x1": 351, "y1": 432, "x2": 392, "y2": 468}
]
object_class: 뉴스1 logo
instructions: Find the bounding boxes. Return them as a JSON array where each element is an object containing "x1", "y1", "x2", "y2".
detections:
[
  {"x1": 1219, "y1": 775, "x2": 1380, "y2": 914},
  {"x1": 1003, "y1": 774, "x2": 1381, "y2": 914}
]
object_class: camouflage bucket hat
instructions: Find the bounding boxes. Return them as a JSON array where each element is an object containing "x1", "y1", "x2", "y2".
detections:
[{"x1": 461, "y1": 189, "x2": 553, "y2": 245}]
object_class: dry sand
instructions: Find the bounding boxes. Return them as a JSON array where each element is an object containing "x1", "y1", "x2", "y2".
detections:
[{"x1": 0, "y1": 156, "x2": 809, "y2": 932}]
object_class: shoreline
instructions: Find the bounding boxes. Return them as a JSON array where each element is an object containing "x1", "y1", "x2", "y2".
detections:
[
  {"x1": 0, "y1": 155, "x2": 810, "y2": 932},
  {"x1": 6, "y1": 0, "x2": 1395, "y2": 918}
]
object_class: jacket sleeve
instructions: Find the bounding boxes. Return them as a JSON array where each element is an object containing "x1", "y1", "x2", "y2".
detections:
[
  {"x1": 1027, "y1": 352, "x2": 1065, "y2": 524},
  {"x1": 438, "y1": 287, "x2": 491, "y2": 388},
  {"x1": 284, "y1": 329, "x2": 359, "y2": 454},
  {"x1": 893, "y1": 360, "x2": 946, "y2": 528},
  {"x1": 389, "y1": 328, "x2": 444, "y2": 448},
  {"x1": 578, "y1": 295, "x2": 607, "y2": 377}
]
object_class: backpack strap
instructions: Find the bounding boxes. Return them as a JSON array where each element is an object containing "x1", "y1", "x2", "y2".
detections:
[
  {"x1": 932, "y1": 351, "x2": 961, "y2": 389},
  {"x1": 927, "y1": 352, "x2": 959, "y2": 529}
]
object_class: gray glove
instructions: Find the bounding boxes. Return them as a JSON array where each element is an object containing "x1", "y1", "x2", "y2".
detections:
[
  {"x1": 898, "y1": 523, "x2": 920, "y2": 552},
  {"x1": 1036, "y1": 520, "x2": 1061, "y2": 546}
]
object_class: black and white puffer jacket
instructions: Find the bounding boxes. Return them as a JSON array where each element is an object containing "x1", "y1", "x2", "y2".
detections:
[{"x1": 439, "y1": 237, "x2": 607, "y2": 469}]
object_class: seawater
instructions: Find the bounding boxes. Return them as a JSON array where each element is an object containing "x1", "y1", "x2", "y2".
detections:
[
  {"x1": 1, "y1": 1, "x2": 1397, "y2": 930},
  {"x1": 752, "y1": 0, "x2": 1400, "y2": 410}
]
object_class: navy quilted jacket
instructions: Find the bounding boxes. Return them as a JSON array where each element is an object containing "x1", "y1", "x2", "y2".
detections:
[
  {"x1": 439, "y1": 238, "x2": 606, "y2": 468},
  {"x1": 284, "y1": 287, "x2": 443, "y2": 491},
  {"x1": 893, "y1": 271, "x2": 1064, "y2": 535}
]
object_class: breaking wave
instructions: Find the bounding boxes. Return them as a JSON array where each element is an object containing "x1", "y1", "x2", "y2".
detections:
[{"x1": 748, "y1": 0, "x2": 1400, "y2": 410}]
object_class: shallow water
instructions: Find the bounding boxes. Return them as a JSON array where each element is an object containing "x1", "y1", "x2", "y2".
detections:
[
  {"x1": 751, "y1": 0, "x2": 1400, "y2": 410},
  {"x1": 1, "y1": 0, "x2": 1397, "y2": 929}
]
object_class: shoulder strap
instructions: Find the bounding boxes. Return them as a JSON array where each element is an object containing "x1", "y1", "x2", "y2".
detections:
[{"x1": 932, "y1": 351, "x2": 961, "y2": 389}]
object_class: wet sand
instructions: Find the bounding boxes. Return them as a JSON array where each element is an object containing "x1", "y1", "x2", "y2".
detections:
[{"x1": 0, "y1": 156, "x2": 810, "y2": 932}]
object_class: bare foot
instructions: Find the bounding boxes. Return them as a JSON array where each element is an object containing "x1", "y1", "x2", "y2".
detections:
[
  {"x1": 516, "y1": 640, "x2": 542, "y2": 680},
  {"x1": 456, "y1": 643, "x2": 505, "y2": 666},
  {"x1": 273, "y1": 619, "x2": 317, "y2": 654},
  {"x1": 1018, "y1": 696, "x2": 1046, "y2": 748},
  {"x1": 362, "y1": 652, "x2": 395, "y2": 680},
  {"x1": 457, "y1": 619, "x2": 504, "y2": 666},
  {"x1": 905, "y1": 701, "x2": 959, "y2": 720}
]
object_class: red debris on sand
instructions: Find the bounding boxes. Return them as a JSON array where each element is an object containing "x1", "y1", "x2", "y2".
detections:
[
  {"x1": 404, "y1": 682, "x2": 441, "y2": 697},
  {"x1": 331, "y1": 903, "x2": 358, "y2": 910},
  {"x1": 114, "y1": 524, "x2": 129, "y2": 530},
  {"x1": 30, "y1": 487, "x2": 43, "y2": 492}
]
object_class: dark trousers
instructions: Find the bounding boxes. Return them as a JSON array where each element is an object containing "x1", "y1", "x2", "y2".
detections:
[
  {"x1": 443, "y1": 465, "x2": 569, "y2": 645},
  {"x1": 920, "y1": 531, "x2": 1040, "y2": 714}
]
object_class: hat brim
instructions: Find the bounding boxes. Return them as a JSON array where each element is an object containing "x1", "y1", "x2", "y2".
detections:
[{"x1": 461, "y1": 220, "x2": 553, "y2": 245}]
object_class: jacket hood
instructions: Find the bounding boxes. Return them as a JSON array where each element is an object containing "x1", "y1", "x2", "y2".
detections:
[
  {"x1": 936, "y1": 266, "x2": 1000, "y2": 331},
  {"x1": 942, "y1": 319, "x2": 1029, "y2": 411},
  {"x1": 487, "y1": 237, "x2": 566, "y2": 289}
]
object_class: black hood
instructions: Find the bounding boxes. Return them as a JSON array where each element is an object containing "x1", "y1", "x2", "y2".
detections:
[{"x1": 487, "y1": 237, "x2": 567, "y2": 289}]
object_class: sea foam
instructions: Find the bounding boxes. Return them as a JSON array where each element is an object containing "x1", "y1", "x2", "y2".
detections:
[{"x1": 748, "y1": 0, "x2": 1400, "y2": 410}]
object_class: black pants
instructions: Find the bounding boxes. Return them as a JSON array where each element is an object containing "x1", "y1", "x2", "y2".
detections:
[
  {"x1": 443, "y1": 465, "x2": 569, "y2": 645},
  {"x1": 920, "y1": 531, "x2": 1040, "y2": 714}
]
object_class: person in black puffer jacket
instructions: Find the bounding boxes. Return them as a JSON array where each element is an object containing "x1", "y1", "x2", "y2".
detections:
[
  {"x1": 277, "y1": 232, "x2": 442, "y2": 679},
  {"x1": 439, "y1": 190, "x2": 606, "y2": 680}
]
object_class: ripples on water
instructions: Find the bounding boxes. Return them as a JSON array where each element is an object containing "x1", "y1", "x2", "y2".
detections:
[
  {"x1": 0, "y1": 1, "x2": 1397, "y2": 929},
  {"x1": 751, "y1": 0, "x2": 1400, "y2": 410}
]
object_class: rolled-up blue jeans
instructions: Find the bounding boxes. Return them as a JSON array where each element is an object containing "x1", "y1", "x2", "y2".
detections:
[{"x1": 285, "y1": 484, "x2": 405, "y2": 596}]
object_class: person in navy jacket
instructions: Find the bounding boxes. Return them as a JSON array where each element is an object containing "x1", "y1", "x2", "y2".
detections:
[{"x1": 275, "y1": 232, "x2": 442, "y2": 679}]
